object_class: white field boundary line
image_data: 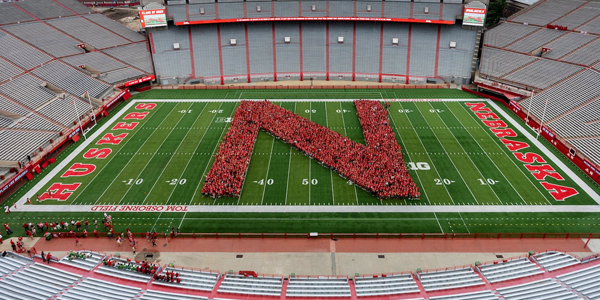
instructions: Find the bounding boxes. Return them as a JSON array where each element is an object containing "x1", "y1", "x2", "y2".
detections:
[
  {"x1": 137, "y1": 99, "x2": 479, "y2": 103},
  {"x1": 487, "y1": 100, "x2": 600, "y2": 204},
  {"x1": 16, "y1": 100, "x2": 138, "y2": 207},
  {"x1": 15, "y1": 98, "x2": 600, "y2": 213}
]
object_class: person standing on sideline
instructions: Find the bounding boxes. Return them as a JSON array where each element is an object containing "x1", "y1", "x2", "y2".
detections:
[
  {"x1": 132, "y1": 246, "x2": 136, "y2": 255},
  {"x1": 41, "y1": 251, "x2": 46, "y2": 263},
  {"x1": 46, "y1": 253, "x2": 52, "y2": 264},
  {"x1": 75, "y1": 237, "x2": 81, "y2": 246}
]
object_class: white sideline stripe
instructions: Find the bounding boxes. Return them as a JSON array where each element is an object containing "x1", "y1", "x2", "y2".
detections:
[
  {"x1": 487, "y1": 100, "x2": 600, "y2": 204},
  {"x1": 15, "y1": 99, "x2": 600, "y2": 213},
  {"x1": 17, "y1": 100, "x2": 139, "y2": 207},
  {"x1": 137, "y1": 98, "x2": 477, "y2": 102},
  {"x1": 14, "y1": 205, "x2": 600, "y2": 213}
]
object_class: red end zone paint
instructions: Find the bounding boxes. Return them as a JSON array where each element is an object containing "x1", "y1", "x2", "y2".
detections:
[
  {"x1": 113, "y1": 122, "x2": 139, "y2": 130},
  {"x1": 61, "y1": 163, "x2": 96, "y2": 178},
  {"x1": 90, "y1": 205, "x2": 188, "y2": 212},
  {"x1": 38, "y1": 183, "x2": 81, "y2": 202},
  {"x1": 83, "y1": 148, "x2": 112, "y2": 159},
  {"x1": 465, "y1": 102, "x2": 578, "y2": 201},
  {"x1": 96, "y1": 133, "x2": 128, "y2": 145}
]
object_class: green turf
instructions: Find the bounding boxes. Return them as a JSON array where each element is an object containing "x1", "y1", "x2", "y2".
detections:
[{"x1": 2, "y1": 89, "x2": 599, "y2": 234}]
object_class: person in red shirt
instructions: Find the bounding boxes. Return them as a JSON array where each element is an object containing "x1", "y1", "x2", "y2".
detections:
[{"x1": 46, "y1": 253, "x2": 52, "y2": 264}]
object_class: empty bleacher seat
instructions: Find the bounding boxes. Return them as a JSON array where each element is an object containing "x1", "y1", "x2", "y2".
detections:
[
  {"x1": 46, "y1": 16, "x2": 129, "y2": 49},
  {"x1": 478, "y1": 257, "x2": 544, "y2": 283},
  {"x1": 429, "y1": 290, "x2": 499, "y2": 300},
  {"x1": 140, "y1": 289, "x2": 208, "y2": 300},
  {"x1": 557, "y1": 263, "x2": 600, "y2": 299},
  {"x1": 59, "y1": 277, "x2": 141, "y2": 300},
  {"x1": 496, "y1": 278, "x2": 579, "y2": 300},
  {"x1": 510, "y1": 0, "x2": 585, "y2": 26},
  {"x1": 0, "y1": 130, "x2": 57, "y2": 161},
  {"x1": 31, "y1": 61, "x2": 112, "y2": 99},
  {"x1": 152, "y1": 266, "x2": 219, "y2": 291},
  {"x1": 354, "y1": 273, "x2": 420, "y2": 297},
  {"x1": 286, "y1": 276, "x2": 351, "y2": 297},
  {"x1": 418, "y1": 266, "x2": 484, "y2": 292},
  {"x1": 533, "y1": 251, "x2": 580, "y2": 272},
  {"x1": 0, "y1": 262, "x2": 82, "y2": 300},
  {"x1": 218, "y1": 274, "x2": 283, "y2": 297},
  {"x1": 103, "y1": 42, "x2": 154, "y2": 73},
  {"x1": 59, "y1": 250, "x2": 104, "y2": 271}
]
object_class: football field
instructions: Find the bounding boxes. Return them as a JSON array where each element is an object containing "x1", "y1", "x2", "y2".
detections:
[{"x1": 6, "y1": 89, "x2": 600, "y2": 234}]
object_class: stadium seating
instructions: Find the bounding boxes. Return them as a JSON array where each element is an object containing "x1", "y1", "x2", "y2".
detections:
[
  {"x1": 59, "y1": 250, "x2": 104, "y2": 271},
  {"x1": 502, "y1": 59, "x2": 583, "y2": 89},
  {"x1": 510, "y1": 0, "x2": 585, "y2": 26},
  {"x1": 0, "y1": 74, "x2": 57, "y2": 110},
  {"x1": 59, "y1": 277, "x2": 142, "y2": 300},
  {"x1": 519, "y1": 69, "x2": 600, "y2": 123},
  {"x1": 15, "y1": 0, "x2": 74, "y2": 20},
  {"x1": 483, "y1": 22, "x2": 538, "y2": 48},
  {"x1": 417, "y1": 266, "x2": 484, "y2": 292},
  {"x1": 354, "y1": 273, "x2": 420, "y2": 297},
  {"x1": 8, "y1": 113, "x2": 63, "y2": 132},
  {"x1": 567, "y1": 139, "x2": 600, "y2": 166},
  {"x1": 31, "y1": 61, "x2": 113, "y2": 99},
  {"x1": 3, "y1": 22, "x2": 84, "y2": 58},
  {"x1": 562, "y1": 39, "x2": 600, "y2": 67},
  {"x1": 102, "y1": 42, "x2": 154, "y2": 74},
  {"x1": 217, "y1": 274, "x2": 283, "y2": 296},
  {"x1": 429, "y1": 290, "x2": 499, "y2": 300},
  {"x1": 577, "y1": 13, "x2": 600, "y2": 34},
  {"x1": 95, "y1": 257, "x2": 155, "y2": 283},
  {"x1": 548, "y1": 99, "x2": 600, "y2": 139},
  {"x1": 0, "y1": 130, "x2": 57, "y2": 162},
  {"x1": 540, "y1": 32, "x2": 597, "y2": 60},
  {"x1": 37, "y1": 95, "x2": 94, "y2": 128},
  {"x1": 0, "y1": 253, "x2": 30, "y2": 276},
  {"x1": 496, "y1": 278, "x2": 579, "y2": 300},
  {"x1": 286, "y1": 276, "x2": 351, "y2": 297},
  {"x1": 84, "y1": 14, "x2": 145, "y2": 42},
  {"x1": 0, "y1": 262, "x2": 82, "y2": 300},
  {"x1": 554, "y1": 1, "x2": 600, "y2": 29},
  {"x1": 152, "y1": 266, "x2": 220, "y2": 291},
  {"x1": 0, "y1": 57, "x2": 24, "y2": 83},
  {"x1": 0, "y1": 32, "x2": 52, "y2": 73},
  {"x1": 505, "y1": 28, "x2": 565, "y2": 54},
  {"x1": 478, "y1": 257, "x2": 543, "y2": 283},
  {"x1": 533, "y1": 251, "x2": 580, "y2": 272},
  {"x1": 556, "y1": 264, "x2": 600, "y2": 299},
  {"x1": 479, "y1": 47, "x2": 537, "y2": 78},
  {"x1": 46, "y1": 16, "x2": 130, "y2": 49},
  {"x1": 139, "y1": 289, "x2": 208, "y2": 300},
  {"x1": 0, "y1": 4, "x2": 36, "y2": 25}
]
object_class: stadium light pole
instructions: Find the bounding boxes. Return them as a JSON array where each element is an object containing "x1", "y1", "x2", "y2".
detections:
[
  {"x1": 70, "y1": 94, "x2": 87, "y2": 140},
  {"x1": 537, "y1": 98, "x2": 549, "y2": 140}
]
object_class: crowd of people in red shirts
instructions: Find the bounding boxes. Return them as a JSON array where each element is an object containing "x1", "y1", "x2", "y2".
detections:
[
  {"x1": 154, "y1": 270, "x2": 182, "y2": 284},
  {"x1": 202, "y1": 100, "x2": 419, "y2": 199}
]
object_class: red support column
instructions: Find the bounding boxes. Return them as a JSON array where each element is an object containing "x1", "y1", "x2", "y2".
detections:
[
  {"x1": 326, "y1": 21, "x2": 330, "y2": 81},
  {"x1": 244, "y1": 23, "x2": 251, "y2": 83},
  {"x1": 299, "y1": 22, "x2": 304, "y2": 81},
  {"x1": 186, "y1": 4, "x2": 190, "y2": 20},
  {"x1": 434, "y1": 25, "x2": 441, "y2": 78},
  {"x1": 148, "y1": 32, "x2": 155, "y2": 54},
  {"x1": 243, "y1": 1, "x2": 247, "y2": 18},
  {"x1": 352, "y1": 22, "x2": 356, "y2": 81},
  {"x1": 406, "y1": 24, "x2": 412, "y2": 84},
  {"x1": 272, "y1": 22, "x2": 278, "y2": 81},
  {"x1": 216, "y1": 24, "x2": 224, "y2": 85},
  {"x1": 410, "y1": 2, "x2": 414, "y2": 18},
  {"x1": 378, "y1": 22, "x2": 384, "y2": 83},
  {"x1": 353, "y1": 1, "x2": 357, "y2": 17},
  {"x1": 271, "y1": 1, "x2": 275, "y2": 17},
  {"x1": 188, "y1": 26, "x2": 196, "y2": 79}
]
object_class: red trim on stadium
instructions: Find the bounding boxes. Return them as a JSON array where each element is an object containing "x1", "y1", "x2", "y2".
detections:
[
  {"x1": 352, "y1": 22, "x2": 356, "y2": 81},
  {"x1": 174, "y1": 17, "x2": 454, "y2": 26},
  {"x1": 326, "y1": 22, "x2": 330, "y2": 81},
  {"x1": 434, "y1": 24, "x2": 441, "y2": 77},
  {"x1": 216, "y1": 24, "x2": 224, "y2": 85},
  {"x1": 406, "y1": 24, "x2": 412, "y2": 84},
  {"x1": 299, "y1": 22, "x2": 304, "y2": 81},
  {"x1": 244, "y1": 23, "x2": 251, "y2": 83},
  {"x1": 378, "y1": 22, "x2": 384, "y2": 83},
  {"x1": 272, "y1": 22, "x2": 278, "y2": 81},
  {"x1": 148, "y1": 32, "x2": 155, "y2": 54},
  {"x1": 10, "y1": 3, "x2": 40, "y2": 21},
  {"x1": 188, "y1": 26, "x2": 196, "y2": 79}
]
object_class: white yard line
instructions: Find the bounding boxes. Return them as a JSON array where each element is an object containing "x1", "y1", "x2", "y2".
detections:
[
  {"x1": 427, "y1": 102, "x2": 516, "y2": 204},
  {"x1": 284, "y1": 102, "x2": 296, "y2": 206},
  {"x1": 141, "y1": 103, "x2": 209, "y2": 204},
  {"x1": 17, "y1": 100, "x2": 138, "y2": 206},
  {"x1": 454, "y1": 102, "x2": 551, "y2": 205},
  {"x1": 260, "y1": 134, "x2": 276, "y2": 205},
  {"x1": 138, "y1": 98, "x2": 481, "y2": 103},
  {"x1": 458, "y1": 212, "x2": 470, "y2": 234},
  {"x1": 114, "y1": 103, "x2": 193, "y2": 205},
  {"x1": 324, "y1": 102, "x2": 336, "y2": 205},
  {"x1": 433, "y1": 212, "x2": 444, "y2": 234},
  {"x1": 308, "y1": 102, "x2": 312, "y2": 206},
  {"x1": 393, "y1": 97, "x2": 456, "y2": 205},
  {"x1": 411, "y1": 101, "x2": 481, "y2": 205},
  {"x1": 338, "y1": 102, "x2": 360, "y2": 205},
  {"x1": 488, "y1": 100, "x2": 600, "y2": 204},
  {"x1": 70, "y1": 103, "x2": 166, "y2": 205}
]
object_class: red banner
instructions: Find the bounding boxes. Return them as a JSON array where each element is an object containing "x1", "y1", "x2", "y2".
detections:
[
  {"x1": 120, "y1": 75, "x2": 155, "y2": 88},
  {"x1": 176, "y1": 17, "x2": 454, "y2": 26}
]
